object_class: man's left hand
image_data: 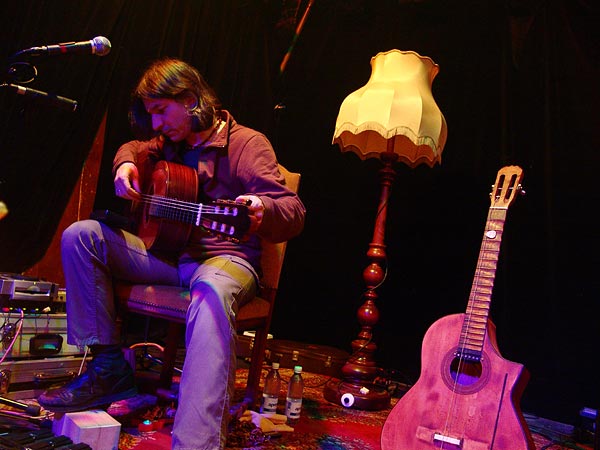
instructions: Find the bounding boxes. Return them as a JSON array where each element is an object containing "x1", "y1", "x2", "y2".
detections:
[{"x1": 236, "y1": 195, "x2": 264, "y2": 234}]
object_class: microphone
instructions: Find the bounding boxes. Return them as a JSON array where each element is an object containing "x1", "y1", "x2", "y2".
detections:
[
  {"x1": 14, "y1": 36, "x2": 111, "y2": 57},
  {"x1": 1, "y1": 83, "x2": 78, "y2": 112}
]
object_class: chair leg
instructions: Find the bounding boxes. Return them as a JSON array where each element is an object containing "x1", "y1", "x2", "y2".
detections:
[
  {"x1": 160, "y1": 322, "x2": 183, "y2": 390},
  {"x1": 244, "y1": 328, "x2": 268, "y2": 409}
]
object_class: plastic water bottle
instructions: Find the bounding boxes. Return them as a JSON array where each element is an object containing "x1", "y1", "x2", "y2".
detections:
[
  {"x1": 261, "y1": 362, "x2": 281, "y2": 414},
  {"x1": 285, "y1": 365, "x2": 304, "y2": 424}
]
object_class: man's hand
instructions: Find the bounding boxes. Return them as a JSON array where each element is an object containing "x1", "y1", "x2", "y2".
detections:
[
  {"x1": 114, "y1": 162, "x2": 142, "y2": 200},
  {"x1": 236, "y1": 195, "x2": 264, "y2": 234}
]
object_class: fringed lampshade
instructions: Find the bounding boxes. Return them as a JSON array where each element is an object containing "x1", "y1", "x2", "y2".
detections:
[{"x1": 333, "y1": 49, "x2": 447, "y2": 167}]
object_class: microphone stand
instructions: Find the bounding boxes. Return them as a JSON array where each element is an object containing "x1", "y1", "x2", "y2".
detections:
[
  {"x1": 0, "y1": 393, "x2": 41, "y2": 417},
  {"x1": 0, "y1": 46, "x2": 87, "y2": 424},
  {"x1": 2, "y1": 60, "x2": 78, "y2": 111},
  {"x1": 0, "y1": 369, "x2": 41, "y2": 417}
]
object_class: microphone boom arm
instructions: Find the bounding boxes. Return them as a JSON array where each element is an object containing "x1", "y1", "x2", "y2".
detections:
[{"x1": 1, "y1": 82, "x2": 78, "y2": 112}]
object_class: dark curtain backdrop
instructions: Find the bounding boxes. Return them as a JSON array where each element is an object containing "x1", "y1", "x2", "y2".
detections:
[{"x1": 1, "y1": 0, "x2": 598, "y2": 427}]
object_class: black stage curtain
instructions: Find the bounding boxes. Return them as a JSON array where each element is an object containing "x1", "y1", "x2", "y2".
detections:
[{"x1": 1, "y1": 0, "x2": 598, "y2": 426}]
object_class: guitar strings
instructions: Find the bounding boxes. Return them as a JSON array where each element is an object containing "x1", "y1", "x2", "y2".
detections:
[
  {"x1": 138, "y1": 193, "x2": 244, "y2": 215},
  {"x1": 440, "y1": 205, "x2": 499, "y2": 447}
]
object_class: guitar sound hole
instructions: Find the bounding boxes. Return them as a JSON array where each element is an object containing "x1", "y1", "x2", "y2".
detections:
[
  {"x1": 450, "y1": 357, "x2": 482, "y2": 386},
  {"x1": 441, "y1": 348, "x2": 490, "y2": 394}
]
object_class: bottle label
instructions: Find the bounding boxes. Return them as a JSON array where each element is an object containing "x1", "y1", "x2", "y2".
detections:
[
  {"x1": 285, "y1": 397, "x2": 302, "y2": 419},
  {"x1": 261, "y1": 394, "x2": 278, "y2": 414}
]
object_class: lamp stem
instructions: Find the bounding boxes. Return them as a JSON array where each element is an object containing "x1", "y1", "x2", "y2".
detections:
[
  {"x1": 367, "y1": 150, "x2": 397, "y2": 266},
  {"x1": 324, "y1": 150, "x2": 397, "y2": 410}
]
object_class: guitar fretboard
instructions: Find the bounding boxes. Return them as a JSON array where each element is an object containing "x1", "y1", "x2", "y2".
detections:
[
  {"x1": 457, "y1": 208, "x2": 507, "y2": 361},
  {"x1": 148, "y1": 195, "x2": 200, "y2": 225}
]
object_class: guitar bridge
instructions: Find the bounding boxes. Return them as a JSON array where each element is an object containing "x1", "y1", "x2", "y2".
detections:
[
  {"x1": 417, "y1": 426, "x2": 465, "y2": 448},
  {"x1": 433, "y1": 433, "x2": 462, "y2": 447}
]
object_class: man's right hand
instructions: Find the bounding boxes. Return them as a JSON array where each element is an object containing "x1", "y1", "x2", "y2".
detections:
[{"x1": 114, "y1": 162, "x2": 142, "y2": 200}]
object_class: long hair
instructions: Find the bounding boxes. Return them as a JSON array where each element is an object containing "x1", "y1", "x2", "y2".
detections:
[{"x1": 129, "y1": 57, "x2": 221, "y2": 139}]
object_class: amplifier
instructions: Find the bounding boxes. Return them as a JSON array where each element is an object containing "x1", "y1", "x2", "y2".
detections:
[{"x1": 0, "y1": 273, "x2": 58, "y2": 312}]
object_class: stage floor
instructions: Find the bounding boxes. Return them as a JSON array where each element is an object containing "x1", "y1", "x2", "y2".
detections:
[{"x1": 1, "y1": 366, "x2": 593, "y2": 450}]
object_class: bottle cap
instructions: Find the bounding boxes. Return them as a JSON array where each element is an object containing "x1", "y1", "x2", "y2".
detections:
[
  {"x1": 272, "y1": 362, "x2": 280, "y2": 369},
  {"x1": 294, "y1": 365, "x2": 302, "y2": 373}
]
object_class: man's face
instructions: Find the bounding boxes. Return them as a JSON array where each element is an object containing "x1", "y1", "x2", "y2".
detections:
[{"x1": 143, "y1": 97, "x2": 191, "y2": 143}]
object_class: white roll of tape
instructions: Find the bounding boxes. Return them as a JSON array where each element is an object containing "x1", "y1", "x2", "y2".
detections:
[{"x1": 340, "y1": 392, "x2": 355, "y2": 408}]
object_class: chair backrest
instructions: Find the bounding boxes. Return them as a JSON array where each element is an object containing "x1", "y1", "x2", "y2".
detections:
[{"x1": 259, "y1": 165, "x2": 301, "y2": 292}]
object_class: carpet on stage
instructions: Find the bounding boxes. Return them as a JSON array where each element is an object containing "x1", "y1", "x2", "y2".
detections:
[{"x1": 111, "y1": 368, "x2": 587, "y2": 450}]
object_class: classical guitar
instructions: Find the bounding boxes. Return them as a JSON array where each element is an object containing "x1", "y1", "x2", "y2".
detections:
[
  {"x1": 381, "y1": 166, "x2": 535, "y2": 450},
  {"x1": 132, "y1": 160, "x2": 250, "y2": 252}
]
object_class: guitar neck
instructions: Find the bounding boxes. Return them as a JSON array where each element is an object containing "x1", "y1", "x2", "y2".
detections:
[
  {"x1": 142, "y1": 193, "x2": 250, "y2": 242},
  {"x1": 458, "y1": 207, "x2": 508, "y2": 360},
  {"x1": 457, "y1": 165, "x2": 524, "y2": 361},
  {"x1": 146, "y1": 195, "x2": 202, "y2": 226}
]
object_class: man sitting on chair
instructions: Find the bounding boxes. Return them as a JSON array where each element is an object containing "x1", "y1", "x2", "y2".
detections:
[{"x1": 38, "y1": 57, "x2": 306, "y2": 450}]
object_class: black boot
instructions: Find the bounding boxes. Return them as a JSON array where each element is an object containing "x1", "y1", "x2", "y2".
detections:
[{"x1": 37, "y1": 348, "x2": 137, "y2": 413}]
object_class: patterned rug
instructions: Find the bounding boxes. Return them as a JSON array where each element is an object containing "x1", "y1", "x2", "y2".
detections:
[
  {"x1": 114, "y1": 368, "x2": 387, "y2": 449},
  {"x1": 227, "y1": 369, "x2": 388, "y2": 450},
  {"x1": 113, "y1": 368, "x2": 589, "y2": 450}
]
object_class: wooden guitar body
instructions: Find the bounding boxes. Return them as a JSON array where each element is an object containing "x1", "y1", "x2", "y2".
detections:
[
  {"x1": 381, "y1": 313, "x2": 534, "y2": 450},
  {"x1": 136, "y1": 160, "x2": 197, "y2": 252}
]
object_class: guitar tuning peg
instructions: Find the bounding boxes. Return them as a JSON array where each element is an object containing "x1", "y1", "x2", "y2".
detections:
[{"x1": 518, "y1": 184, "x2": 526, "y2": 196}]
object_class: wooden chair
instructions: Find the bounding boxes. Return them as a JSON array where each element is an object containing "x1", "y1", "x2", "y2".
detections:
[{"x1": 114, "y1": 164, "x2": 300, "y2": 410}]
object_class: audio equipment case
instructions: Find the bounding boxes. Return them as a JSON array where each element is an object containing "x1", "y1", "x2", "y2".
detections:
[
  {"x1": 0, "y1": 354, "x2": 90, "y2": 401},
  {"x1": 264, "y1": 339, "x2": 350, "y2": 378}
]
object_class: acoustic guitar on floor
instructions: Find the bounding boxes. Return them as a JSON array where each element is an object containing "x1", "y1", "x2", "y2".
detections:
[
  {"x1": 132, "y1": 160, "x2": 251, "y2": 252},
  {"x1": 381, "y1": 165, "x2": 535, "y2": 450}
]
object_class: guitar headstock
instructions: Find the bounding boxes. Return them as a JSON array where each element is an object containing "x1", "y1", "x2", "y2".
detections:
[
  {"x1": 201, "y1": 199, "x2": 251, "y2": 242},
  {"x1": 490, "y1": 165, "x2": 524, "y2": 209}
]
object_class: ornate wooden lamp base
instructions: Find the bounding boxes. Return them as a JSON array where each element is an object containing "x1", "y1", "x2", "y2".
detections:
[{"x1": 323, "y1": 378, "x2": 391, "y2": 411}]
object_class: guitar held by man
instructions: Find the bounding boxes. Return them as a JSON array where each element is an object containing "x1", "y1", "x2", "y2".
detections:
[
  {"x1": 381, "y1": 165, "x2": 535, "y2": 450},
  {"x1": 130, "y1": 160, "x2": 252, "y2": 251}
]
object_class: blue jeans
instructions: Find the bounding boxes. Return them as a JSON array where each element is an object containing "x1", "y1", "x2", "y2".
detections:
[{"x1": 61, "y1": 220, "x2": 258, "y2": 449}]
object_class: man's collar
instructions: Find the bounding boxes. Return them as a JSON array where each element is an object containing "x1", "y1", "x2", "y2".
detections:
[{"x1": 211, "y1": 110, "x2": 232, "y2": 149}]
